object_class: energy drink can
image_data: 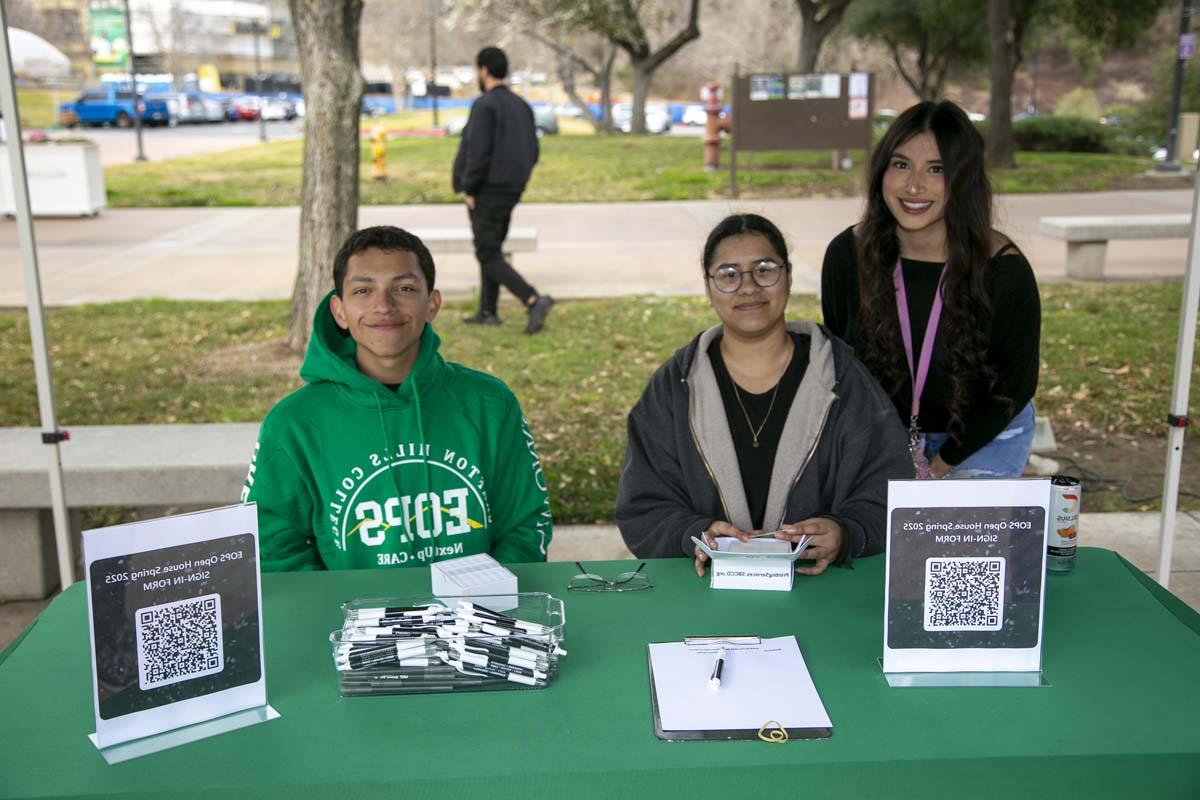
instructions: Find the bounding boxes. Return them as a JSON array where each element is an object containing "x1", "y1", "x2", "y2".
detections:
[{"x1": 1049, "y1": 475, "x2": 1081, "y2": 572}]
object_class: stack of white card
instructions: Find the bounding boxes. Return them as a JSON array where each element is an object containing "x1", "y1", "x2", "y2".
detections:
[{"x1": 430, "y1": 553, "x2": 519, "y2": 611}]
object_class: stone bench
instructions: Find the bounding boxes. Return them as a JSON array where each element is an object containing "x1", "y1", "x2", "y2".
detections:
[
  {"x1": 1039, "y1": 214, "x2": 1190, "y2": 279},
  {"x1": 0, "y1": 424, "x2": 258, "y2": 600},
  {"x1": 411, "y1": 227, "x2": 537, "y2": 256}
]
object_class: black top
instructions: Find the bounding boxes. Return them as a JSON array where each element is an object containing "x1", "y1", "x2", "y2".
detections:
[
  {"x1": 452, "y1": 85, "x2": 539, "y2": 197},
  {"x1": 708, "y1": 332, "x2": 810, "y2": 529},
  {"x1": 820, "y1": 225, "x2": 1040, "y2": 466}
]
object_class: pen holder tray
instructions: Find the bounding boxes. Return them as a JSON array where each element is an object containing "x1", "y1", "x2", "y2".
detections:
[{"x1": 331, "y1": 592, "x2": 566, "y2": 696}]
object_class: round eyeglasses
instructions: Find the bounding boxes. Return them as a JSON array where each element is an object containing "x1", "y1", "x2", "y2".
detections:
[
  {"x1": 707, "y1": 259, "x2": 787, "y2": 293},
  {"x1": 567, "y1": 562, "x2": 652, "y2": 592}
]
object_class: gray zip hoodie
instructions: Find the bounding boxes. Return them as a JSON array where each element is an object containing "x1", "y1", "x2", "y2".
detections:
[{"x1": 616, "y1": 321, "x2": 911, "y2": 562}]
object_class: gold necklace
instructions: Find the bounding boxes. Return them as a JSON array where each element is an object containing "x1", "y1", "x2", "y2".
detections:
[
  {"x1": 723, "y1": 336, "x2": 793, "y2": 448},
  {"x1": 732, "y1": 380, "x2": 780, "y2": 448}
]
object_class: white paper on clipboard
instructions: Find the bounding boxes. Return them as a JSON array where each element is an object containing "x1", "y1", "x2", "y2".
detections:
[{"x1": 648, "y1": 635, "x2": 832, "y2": 739}]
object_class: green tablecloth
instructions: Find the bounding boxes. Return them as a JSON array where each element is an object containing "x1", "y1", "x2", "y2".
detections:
[{"x1": 2, "y1": 547, "x2": 1198, "y2": 799}]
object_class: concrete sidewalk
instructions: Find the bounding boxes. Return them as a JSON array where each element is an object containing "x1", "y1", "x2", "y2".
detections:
[
  {"x1": 0, "y1": 189, "x2": 1194, "y2": 307},
  {"x1": 2, "y1": 512, "x2": 1196, "y2": 653}
]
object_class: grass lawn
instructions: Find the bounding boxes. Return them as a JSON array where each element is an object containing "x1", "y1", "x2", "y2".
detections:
[
  {"x1": 15, "y1": 88, "x2": 67, "y2": 129},
  {"x1": 1, "y1": 286, "x2": 1196, "y2": 521},
  {"x1": 103, "y1": 132, "x2": 1161, "y2": 207}
]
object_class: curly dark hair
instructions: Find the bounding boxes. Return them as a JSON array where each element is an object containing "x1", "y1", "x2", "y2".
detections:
[
  {"x1": 332, "y1": 226, "x2": 436, "y2": 297},
  {"x1": 855, "y1": 100, "x2": 1006, "y2": 433}
]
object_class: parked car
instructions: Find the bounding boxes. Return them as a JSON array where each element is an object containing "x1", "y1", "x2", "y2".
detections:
[
  {"x1": 681, "y1": 104, "x2": 707, "y2": 126},
  {"x1": 58, "y1": 89, "x2": 173, "y2": 128},
  {"x1": 175, "y1": 93, "x2": 225, "y2": 123},
  {"x1": 554, "y1": 102, "x2": 584, "y2": 119},
  {"x1": 533, "y1": 106, "x2": 558, "y2": 136},
  {"x1": 612, "y1": 102, "x2": 671, "y2": 134},
  {"x1": 681, "y1": 104, "x2": 705, "y2": 126},
  {"x1": 260, "y1": 96, "x2": 296, "y2": 121},
  {"x1": 146, "y1": 93, "x2": 180, "y2": 127},
  {"x1": 361, "y1": 96, "x2": 396, "y2": 117},
  {"x1": 228, "y1": 95, "x2": 261, "y2": 121}
]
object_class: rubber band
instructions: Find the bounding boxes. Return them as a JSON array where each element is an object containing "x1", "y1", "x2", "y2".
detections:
[{"x1": 757, "y1": 720, "x2": 788, "y2": 743}]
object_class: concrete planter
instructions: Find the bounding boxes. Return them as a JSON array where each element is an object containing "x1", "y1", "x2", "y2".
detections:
[{"x1": 0, "y1": 141, "x2": 106, "y2": 216}]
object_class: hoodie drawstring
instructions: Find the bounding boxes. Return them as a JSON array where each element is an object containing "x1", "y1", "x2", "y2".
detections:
[
  {"x1": 374, "y1": 392, "x2": 417, "y2": 561},
  {"x1": 410, "y1": 380, "x2": 432, "y2": 507}
]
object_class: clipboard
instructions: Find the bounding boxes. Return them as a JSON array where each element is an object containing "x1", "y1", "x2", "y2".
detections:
[{"x1": 646, "y1": 635, "x2": 832, "y2": 741}]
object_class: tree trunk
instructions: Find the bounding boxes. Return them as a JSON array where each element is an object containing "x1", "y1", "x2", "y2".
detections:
[
  {"x1": 287, "y1": 0, "x2": 366, "y2": 353},
  {"x1": 987, "y1": 0, "x2": 1016, "y2": 169},
  {"x1": 556, "y1": 54, "x2": 590, "y2": 129},
  {"x1": 611, "y1": 0, "x2": 700, "y2": 136},
  {"x1": 796, "y1": 0, "x2": 852, "y2": 74},
  {"x1": 597, "y1": 45, "x2": 616, "y2": 132},
  {"x1": 557, "y1": 49, "x2": 613, "y2": 134},
  {"x1": 631, "y1": 63, "x2": 650, "y2": 135},
  {"x1": 798, "y1": 18, "x2": 822, "y2": 73}
]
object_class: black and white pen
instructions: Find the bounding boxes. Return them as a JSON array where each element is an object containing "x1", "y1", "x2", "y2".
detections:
[{"x1": 709, "y1": 647, "x2": 726, "y2": 690}]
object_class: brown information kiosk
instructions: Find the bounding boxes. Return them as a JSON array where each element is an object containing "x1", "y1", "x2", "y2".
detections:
[{"x1": 729, "y1": 70, "x2": 874, "y2": 197}]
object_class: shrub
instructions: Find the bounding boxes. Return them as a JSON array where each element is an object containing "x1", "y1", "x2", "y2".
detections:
[
  {"x1": 1012, "y1": 115, "x2": 1110, "y2": 153},
  {"x1": 1054, "y1": 88, "x2": 1101, "y2": 121}
]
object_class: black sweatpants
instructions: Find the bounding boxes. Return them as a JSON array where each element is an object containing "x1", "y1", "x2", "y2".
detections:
[{"x1": 469, "y1": 193, "x2": 536, "y2": 315}]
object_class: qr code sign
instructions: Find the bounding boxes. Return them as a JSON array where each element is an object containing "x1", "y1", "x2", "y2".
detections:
[
  {"x1": 135, "y1": 594, "x2": 224, "y2": 690},
  {"x1": 923, "y1": 557, "x2": 1005, "y2": 632}
]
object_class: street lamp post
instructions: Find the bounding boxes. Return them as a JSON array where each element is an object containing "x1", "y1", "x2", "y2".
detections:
[
  {"x1": 121, "y1": 0, "x2": 146, "y2": 161},
  {"x1": 1160, "y1": 0, "x2": 1193, "y2": 172},
  {"x1": 429, "y1": 0, "x2": 439, "y2": 127},
  {"x1": 253, "y1": 21, "x2": 266, "y2": 143}
]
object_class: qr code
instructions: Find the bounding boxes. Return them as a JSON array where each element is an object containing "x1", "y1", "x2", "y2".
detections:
[
  {"x1": 135, "y1": 594, "x2": 224, "y2": 690},
  {"x1": 923, "y1": 557, "x2": 1005, "y2": 632}
]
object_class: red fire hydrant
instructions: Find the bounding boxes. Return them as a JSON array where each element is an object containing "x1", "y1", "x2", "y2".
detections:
[{"x1": 702, "y1": 82, "x2": 731, "y2": 171}]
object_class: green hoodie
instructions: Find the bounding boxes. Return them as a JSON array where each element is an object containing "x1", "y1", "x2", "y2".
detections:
[{"x1": 242, "y1": 292, "x2": 553, "y2": 571}]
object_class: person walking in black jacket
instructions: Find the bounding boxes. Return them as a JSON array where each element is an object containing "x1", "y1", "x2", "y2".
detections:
[{"x1": 453, "y1": 46, "x2": 554, "y2": 333}]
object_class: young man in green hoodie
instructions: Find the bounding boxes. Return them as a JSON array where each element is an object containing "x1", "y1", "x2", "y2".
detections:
[{"x1": 242, "y1": 226, "x2": 553, "y2": 571}]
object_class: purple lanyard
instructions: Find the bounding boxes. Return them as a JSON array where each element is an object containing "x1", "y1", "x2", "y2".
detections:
[{"x1": 893, "y1": 259, "x2": 945, "y2": 426}]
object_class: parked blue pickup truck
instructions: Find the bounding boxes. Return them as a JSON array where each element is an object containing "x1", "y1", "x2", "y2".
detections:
[{"x1": 58, "y1": 89, "x2": 174, "y2": 128}]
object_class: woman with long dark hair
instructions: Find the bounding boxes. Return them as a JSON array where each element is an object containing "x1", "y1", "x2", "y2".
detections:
[
  {"x1": 822, "y1": 101, "x2": 1040, "y2": 478},
  {"x1": 617, "y1": 214, "x2": 910, "y2": 576}
]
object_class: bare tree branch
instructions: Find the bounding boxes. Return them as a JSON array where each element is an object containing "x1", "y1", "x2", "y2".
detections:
[{"x1": 642, "y1": 0, "x2": 700, "y2": 73}]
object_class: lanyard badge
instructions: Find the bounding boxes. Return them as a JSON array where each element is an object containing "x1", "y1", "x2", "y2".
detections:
[
  {"x1": 894, "y1": 260, "x2": 945, "y2": 480},
  {"x1": 909, "y1": 419, "x2": 933, "y2": 480}
]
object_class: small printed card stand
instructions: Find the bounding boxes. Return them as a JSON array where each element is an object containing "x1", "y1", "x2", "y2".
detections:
[
  {"x1": 83, "y1": 503, "x2": 279, "y2": 764},
  {"x1": 690, "y1": 536, "x2": 810, "y2": 591},
  {"x1": 882, "y1": 479, "x2": 1051, "y2": 688},
  {"x1": 431, "y1": 553, "x2": 519, "y2": 611}
]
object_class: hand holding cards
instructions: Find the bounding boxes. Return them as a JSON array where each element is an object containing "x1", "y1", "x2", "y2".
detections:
[{"x1": 691, "y1": 534, "x2": 811, "y2": 591}]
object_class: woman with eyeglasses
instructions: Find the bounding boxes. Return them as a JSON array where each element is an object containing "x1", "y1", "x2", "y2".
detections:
[
  {"x1": 821, "y1": 101, "x2": 1040, "y2": 479},
  {"x1": 616, "y1": 213, "x2": 911, "y2": 577}
]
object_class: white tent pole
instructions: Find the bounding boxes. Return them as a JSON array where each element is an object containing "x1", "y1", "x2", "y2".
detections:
[
  {"x1": 1157, "y1": 166, "x2": 1200, "y2": 588},
  {"x1": 0, "y1": 13, "x2": 75, "y2": 590}
]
